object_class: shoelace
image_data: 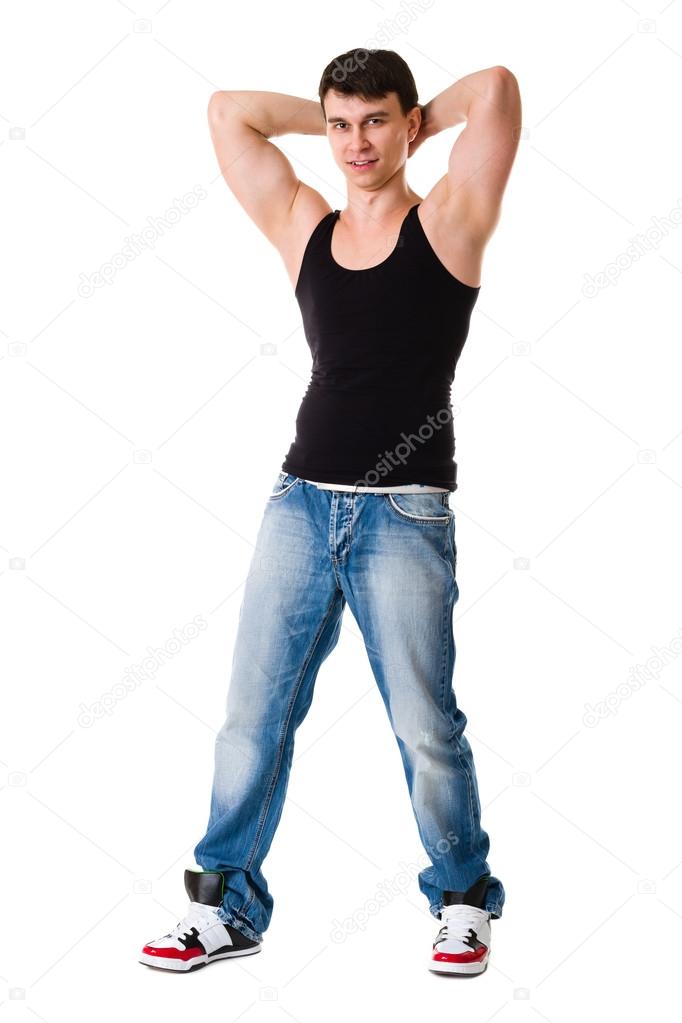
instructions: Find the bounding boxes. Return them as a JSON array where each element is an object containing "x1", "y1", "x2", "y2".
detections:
[
  {"x1": 164, "y1": 901, "x2": 220, "y2": 940},
  {"x1": 435, "y1": 904, "x2": 489, "y2": 945}
]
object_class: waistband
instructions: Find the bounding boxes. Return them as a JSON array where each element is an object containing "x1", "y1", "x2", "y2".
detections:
[{"x1": 301, "y1": 477, "x2": 449, "y2": 494}]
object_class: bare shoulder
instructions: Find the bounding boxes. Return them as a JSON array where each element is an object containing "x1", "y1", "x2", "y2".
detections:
[
  {"x1": 277, "y1": 182, "x2": 333, "y2": 292},
  {"x1": 418, "y1": 175, "x2": 488, "y2": 289}
]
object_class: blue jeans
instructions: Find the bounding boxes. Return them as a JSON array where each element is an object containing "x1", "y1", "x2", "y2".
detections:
[{"x1": 193, "y1": 472, "x2": 505, "y2": 941}]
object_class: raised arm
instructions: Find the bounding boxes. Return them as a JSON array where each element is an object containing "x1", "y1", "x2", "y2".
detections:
[
  {"x1": 415, "y1": 66, "x2": 522, "y2": 244},
  {"x1": 207, "y1": 90, "x2": 327, "y2": 246}
]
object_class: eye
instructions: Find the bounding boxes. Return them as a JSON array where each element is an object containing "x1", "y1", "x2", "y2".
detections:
[{"x1": 333, "y1": 118, "x2": 383, "y2": 129}]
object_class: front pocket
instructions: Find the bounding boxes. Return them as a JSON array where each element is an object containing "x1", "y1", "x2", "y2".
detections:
[
  {"x1": 268, "y1": 471, "x2": 300, "y2": 500},
  {"x1": 386, "y1": 492, "x2": 450, "y2": 523}
]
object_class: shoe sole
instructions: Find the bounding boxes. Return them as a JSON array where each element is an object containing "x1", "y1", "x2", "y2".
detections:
[
  {"x1": 428, "y1": 953, "x2": 489, "y2": 976},
  {"x1": 139, "y1": 945, "x2": 262, "y2": 972}
]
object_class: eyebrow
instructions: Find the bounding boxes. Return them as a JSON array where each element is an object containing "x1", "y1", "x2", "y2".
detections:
[{"x1": 326, "y1": 110, "x2": 391, "y2": 123}]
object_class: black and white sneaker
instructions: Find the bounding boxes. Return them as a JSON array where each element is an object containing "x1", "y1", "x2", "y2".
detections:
[{"x1": 139, "y1": 869, "x2": 262, "y2": 972}]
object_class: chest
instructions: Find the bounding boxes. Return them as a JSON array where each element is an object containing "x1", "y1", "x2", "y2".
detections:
[{"x1": 330, "y1": 218, "x2": 407, "y2": 272}]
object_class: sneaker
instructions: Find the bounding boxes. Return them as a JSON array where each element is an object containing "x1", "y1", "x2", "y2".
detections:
[
  {"x1": 139, "y1": 869, "x2": 262, "y2": 972},
  {"x1": 428, "y1": 904, "x2": 491, "y2": 975}
]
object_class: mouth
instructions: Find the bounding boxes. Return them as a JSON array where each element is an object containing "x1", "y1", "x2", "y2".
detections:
[{"x1": 348, "y1": 159, "x2": 378, "y2": 169}]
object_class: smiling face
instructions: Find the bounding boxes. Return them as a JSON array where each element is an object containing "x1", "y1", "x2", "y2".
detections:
[{"x1": 322, "y1": 89, "x2": 420, "y2": 187}]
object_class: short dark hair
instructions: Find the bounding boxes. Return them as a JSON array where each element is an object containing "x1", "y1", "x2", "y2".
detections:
[{"x1": 318, "y1": 48, "x2": 419, "y2": 119}]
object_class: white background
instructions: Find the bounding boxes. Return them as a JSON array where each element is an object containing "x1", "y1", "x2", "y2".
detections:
[{"x1": 2, "y1": 0, "x2": 681, "y2": 1018}]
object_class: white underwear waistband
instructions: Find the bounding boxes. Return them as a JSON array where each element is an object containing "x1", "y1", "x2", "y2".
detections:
[{"x1": 301, "y1": 478, "x2": 449, "y2": 494}]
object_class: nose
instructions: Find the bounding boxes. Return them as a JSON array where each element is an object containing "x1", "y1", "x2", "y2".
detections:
[{"x1": 347, "y1": 128, "x2": 371, "y2": 157}]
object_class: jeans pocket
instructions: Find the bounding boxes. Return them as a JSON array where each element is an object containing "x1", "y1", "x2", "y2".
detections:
[
  {"x1": 385, "y1": 492, "x2": 450, "y2": 523},
  {"x1": 268, "y1": 471, "x2": 301, "y2": 501}
]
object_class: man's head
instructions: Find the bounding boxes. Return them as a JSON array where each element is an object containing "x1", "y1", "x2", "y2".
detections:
[{"x1": 318, "y1": 48, "x2": 421, "y2": 188}]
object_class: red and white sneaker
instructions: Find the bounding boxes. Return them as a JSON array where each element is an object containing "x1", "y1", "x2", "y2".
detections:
[
  {"x1": 428, "y1": 904, "x2": 491, "y2": 975},
  {"x1": 139, "y1": 869, "x2": 262, "y2": 972}
]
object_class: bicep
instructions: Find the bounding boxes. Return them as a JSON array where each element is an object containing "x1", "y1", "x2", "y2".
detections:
[
  {"x1": 207, "y1": 92, "x2": 301, "y2": 247},
  {"x1": 446, "y1": 69, "x2": 522, "y2": 242}
]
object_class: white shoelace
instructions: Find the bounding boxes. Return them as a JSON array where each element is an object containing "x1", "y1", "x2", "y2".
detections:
[
  {"x1": 163, "y1": 901, "x2": 220, "y2": 940},
  {"x1": 436, "y1": 904, "x2": 489, "y2": 945}
]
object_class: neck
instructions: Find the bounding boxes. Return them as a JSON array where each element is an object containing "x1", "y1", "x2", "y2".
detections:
[{"x1": 343, "y1": 173, "x2": 420, "y2": 226}]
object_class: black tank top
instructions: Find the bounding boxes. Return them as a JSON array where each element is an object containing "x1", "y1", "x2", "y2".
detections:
[{"x1": 281, "y1": 202, "x2": 481, "y2": 490}]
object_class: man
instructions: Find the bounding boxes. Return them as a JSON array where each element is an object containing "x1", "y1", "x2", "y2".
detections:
[{"x1": 139, "y1": 48, "x2": 521, "y2": 977}]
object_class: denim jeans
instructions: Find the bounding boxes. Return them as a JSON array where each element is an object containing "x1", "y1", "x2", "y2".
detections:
[{"x1": 193, "y1": 471, "x2": 505, "y2": 941}]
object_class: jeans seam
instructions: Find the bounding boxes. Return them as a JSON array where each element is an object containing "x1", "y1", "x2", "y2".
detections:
[
  {"x1": 438, "y1": 524, "x2": 454, "y2": 721},
  {"x1": 438, "y1": 521, "x2": 487, "y2": 876},
  {"x1": 244, "y1": 590, "x2": 342, "y2": 875}
]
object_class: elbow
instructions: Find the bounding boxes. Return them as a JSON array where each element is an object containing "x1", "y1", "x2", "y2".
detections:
[
  {"x1": 207, "y1": 90, "x2": 235, "y2": 121},
  {"x1": 207, "y1": 91, "x2": 222, "y2": 121},
  {"x1": 484, "y1": 67, "x2": 520, "y2": 107},
  {"x1": 489, "y1": 66, "x2": 518, "y2": 88}
]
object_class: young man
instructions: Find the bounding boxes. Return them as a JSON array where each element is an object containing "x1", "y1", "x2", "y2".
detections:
[{"x1": 139, "y1": 49, "x2": 521, "y2": 976}]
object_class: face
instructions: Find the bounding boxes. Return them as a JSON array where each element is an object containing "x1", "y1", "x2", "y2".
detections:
[{"x1": 322, "y1": 89, "x2": 419, "y2": 185}]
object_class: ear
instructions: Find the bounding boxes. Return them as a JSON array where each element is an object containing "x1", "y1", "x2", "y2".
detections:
[{"x1": 408, "y1": 104, "x2": 423, "y2": 141}]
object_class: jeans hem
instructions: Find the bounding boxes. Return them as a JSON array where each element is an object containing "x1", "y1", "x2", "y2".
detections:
[
  {"x1": 216, "y1": 905, "x2": 263, "y2": 943},
  {"x1": 430, "y1": 901, "x2": 504, "y2": 921}
]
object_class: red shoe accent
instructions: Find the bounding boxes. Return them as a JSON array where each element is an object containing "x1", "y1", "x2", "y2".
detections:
[
  {"x1": 142, "y1": 944, "x2": 204, "y2": 961},
  {"x1": 432, "y1": 945, "x2": 488, "y2": 964}
]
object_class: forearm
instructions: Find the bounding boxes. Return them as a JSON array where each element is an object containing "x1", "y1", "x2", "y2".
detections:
[
  {"x1": 209, "y1": 90, "x2": 326, "y2": 139},
  {"x1": 421, "y1": 66, "x2": 509, "y2": 138}
]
